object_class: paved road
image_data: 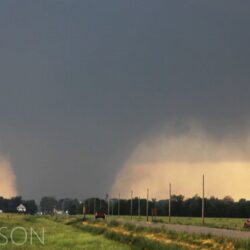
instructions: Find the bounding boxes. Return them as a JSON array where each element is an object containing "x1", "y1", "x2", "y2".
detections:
[{"x1": 117, "y1": 220, "x2": 250, "y2": 240}]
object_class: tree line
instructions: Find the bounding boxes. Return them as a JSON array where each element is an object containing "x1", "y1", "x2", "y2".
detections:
[
  {"x1": 39, "y1": 195, "x2": 250, "y2": 218},
  {"x1": 0, "y1": 196, "x2": 37, "y2": 214},
  {"x1": 2, "y1": 195, "x2": 250, "y2": 218}
]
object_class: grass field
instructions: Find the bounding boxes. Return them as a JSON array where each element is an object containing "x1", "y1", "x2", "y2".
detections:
[
  {"x1": 0, "y1": 214, "x2": 249, "y2": 249},
  {"x1": 105, "y1": 215, "x2": 247, "y2": 230},
  {"x1": 79, "y1": 219, "x2": 250, "y2": 249},
  {"x1": 0, "y1": 214, "x2": 131, "y2": 250}
]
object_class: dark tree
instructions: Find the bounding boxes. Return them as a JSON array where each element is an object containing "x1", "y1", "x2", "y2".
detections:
[
  {"x1": 40, "y1": 196, "x2": 57, "y2": 214},
  {"x1": 23, "y1": 200, "x2": 38, "y2": 214}
]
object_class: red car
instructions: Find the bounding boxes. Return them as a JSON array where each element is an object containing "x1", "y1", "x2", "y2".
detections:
[
  {"x1": 95, "y1": 210, "x2": 106, "y2": 220},
  {"x1": 244, "y1": 219, "x2": 250, "y2": 228}
]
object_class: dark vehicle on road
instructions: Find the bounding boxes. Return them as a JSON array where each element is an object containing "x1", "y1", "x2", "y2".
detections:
[
  {"x1": 95, "y1": 209, "x2": 106, "y2": 220},
  {"x1": 244, "y1": 219, "x2": 250, "y2": 228}
]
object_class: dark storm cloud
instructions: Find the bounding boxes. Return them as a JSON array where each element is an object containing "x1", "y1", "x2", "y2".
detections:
[{"x1": 0, "y1": 1, "x2": 249, "y2": 199}]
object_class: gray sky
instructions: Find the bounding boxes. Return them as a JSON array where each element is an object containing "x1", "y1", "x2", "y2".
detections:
[{"x1": 0, "y1": 1, "x2": 250, "y2": 200}]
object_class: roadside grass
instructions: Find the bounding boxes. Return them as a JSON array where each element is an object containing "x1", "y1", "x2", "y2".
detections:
[
  {"x1": 76, "y1": 219, "x2": 250, "y2": 250},
  {"x1": 0, "y1": 214, "x2": 132, "y2": 250},
  {"x1": 79, "y1": 220, "x2": 186, "y2": 250},
  {"x1": 103, "y1": 215, "x2": 247, "y2": 230}
]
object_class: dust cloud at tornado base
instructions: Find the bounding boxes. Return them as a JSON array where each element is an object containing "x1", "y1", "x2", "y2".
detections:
[{"x1": 0, "y1": 156, "x2": 17, "y2": 198}]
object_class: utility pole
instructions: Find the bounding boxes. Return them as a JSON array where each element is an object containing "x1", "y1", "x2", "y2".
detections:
[
  {"x1": 138, "y1": 196, "x2": 140, "y2": 218},
  {"x1": 107, "y1": 195, "x2": 110, "y2": 216},
  {"x1": 100, "y1": 199, "x2": 102, "y2": 209},
  {"x1": 169, "y1": 183, "x2": 171, "y2": 223},
  {"x1": 146, "y1": 188, "x2": 149, "y2": 222},
  {"x1": 88, "y1": 199, "x2": 90, "y2": 214},
  {"x1": 94, "y1": 198, "x2": 96, "y2": 213},
  {"x1": 130, "y1": 190, "x2": 133, "y2": 220},
  {"x1": 202, "y1": 174, "x2": 205, "y2": 225},
  {"x1": 151, "y1": 199, "x2": 154, "y2": 222},
  {"x1": 83, "y1": 201, "x2": 86, "y2": 221},
  {"x1": 111, "y1": 199, "x2": 114, "y2": 216},
  {"x1": 118, "y1": 193, "x2": 120, "y2": 217}
]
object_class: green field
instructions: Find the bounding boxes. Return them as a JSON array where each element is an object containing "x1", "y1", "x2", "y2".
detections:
[
  {"x1": 0, "y1": 214, "x2": 130, "y2": 250},
  {"x1": 0, "y1": 214, "x2": 249, "y2": 250},
  {"x1": 105, "y1": 215, "x2": 247, "y2": 230}
]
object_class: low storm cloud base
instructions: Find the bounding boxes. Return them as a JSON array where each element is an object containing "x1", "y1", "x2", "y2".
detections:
[{"x1": 111, "y1": 125, "x2": 250, "y2": 200}]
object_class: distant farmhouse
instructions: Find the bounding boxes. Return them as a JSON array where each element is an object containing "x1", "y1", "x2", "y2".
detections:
[
  {"x1": 16, "y1": 204, "x2": 26, "y2": 213},
  {"x1": 53, "y1": 208, "x2": 64, "y2": 215}
]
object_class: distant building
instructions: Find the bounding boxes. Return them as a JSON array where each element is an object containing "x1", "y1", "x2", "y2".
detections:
[
  {"x1": 53, "y1": 208, "x2": 64, "y2": 215},
  {"x1": 16, "y1": 204, "x2": 26, "y2": 213}
]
